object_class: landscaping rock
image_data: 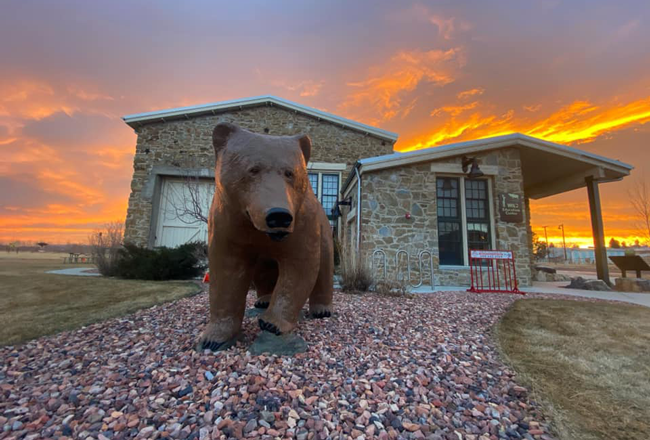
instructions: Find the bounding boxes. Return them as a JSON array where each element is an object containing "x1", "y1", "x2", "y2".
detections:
[
  {"x1": 567, "y1": 276, "x2": 611, "y2": 291},
  {"x1": 249, "y1": 330, "x2": 308, "y2": 356},
  {"x1": 615, "y1": 277, "x2": 650, "y2": 292},
  {"x1": 0, "y1": 290, "x2": 560, "y2": 439}
]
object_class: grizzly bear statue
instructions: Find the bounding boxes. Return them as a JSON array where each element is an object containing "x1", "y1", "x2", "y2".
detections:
[{"x1": 198, "y1": 123, "x2": 334, "y2": 351}]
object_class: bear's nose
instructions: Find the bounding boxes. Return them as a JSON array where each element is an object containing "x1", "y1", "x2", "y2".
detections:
[{"x1": 266, "y1": 208, "x2": 293, "y2": 229}]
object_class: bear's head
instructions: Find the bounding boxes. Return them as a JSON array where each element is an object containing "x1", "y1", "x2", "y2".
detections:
[{"x1": 212, "y1": 122, "x2": 312, "y2": 242}]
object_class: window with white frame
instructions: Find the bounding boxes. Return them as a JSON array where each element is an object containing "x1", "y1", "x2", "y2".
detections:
[
  {"x1": 307, "y1": 162, "x2": 346, "y2": 228},
  {"x1": 436, "y1": 177, "x2": 493, "y2": 266}
]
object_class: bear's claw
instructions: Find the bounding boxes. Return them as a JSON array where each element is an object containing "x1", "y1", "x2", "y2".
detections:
[
  {"x1": 198, "y1": 339, "x2": 226, "y2": 351},
  {"x1": 310, "y1": 310, "x2": 332, "y2": 319},
  {"x1": 258, "y1": 318, "x2": 282, "y2": 335},
  {"x1": 254, "y1": 300, "x2": 270, "y2": 309}
]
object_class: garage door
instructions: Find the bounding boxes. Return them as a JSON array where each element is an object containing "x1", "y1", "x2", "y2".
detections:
[{"x1": 155, "y1": 178, "x2": 214, "y2": 247}]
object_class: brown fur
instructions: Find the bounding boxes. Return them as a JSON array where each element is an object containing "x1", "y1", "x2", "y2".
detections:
[{"x1": 198, "y1": 123, "x2": 334, "y2": 350}]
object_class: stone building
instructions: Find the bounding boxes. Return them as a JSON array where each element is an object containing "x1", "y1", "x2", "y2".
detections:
[
  {"x1": 123, "y1": 96, "x2": 632, "y2": 288},
  {"x1": 122, "y1": 96, "x2": 397, "y2": 248},
  {"x1": 340, "y1": 134, "x2": 632, "y2": 287}
]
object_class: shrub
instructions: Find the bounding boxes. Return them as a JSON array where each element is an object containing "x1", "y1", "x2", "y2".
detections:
[
  {"x1": 89, "y1": 222, "x2": 124, "y2": 277},
  {"x1": 339, "y1": 242, "x2": 374, "y2": 293},
  {"x1": 115, "y1": 242, "x2": 203, "y2": 280}
]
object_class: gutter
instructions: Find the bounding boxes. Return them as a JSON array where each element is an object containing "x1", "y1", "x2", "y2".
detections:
[{"x1": 354, "y1": 165, "x2": 362, "y2": 254}]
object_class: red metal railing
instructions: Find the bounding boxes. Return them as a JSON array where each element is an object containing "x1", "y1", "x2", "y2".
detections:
[{"x1": 468, "y1": 249, "x2": 523, "y2": 295}]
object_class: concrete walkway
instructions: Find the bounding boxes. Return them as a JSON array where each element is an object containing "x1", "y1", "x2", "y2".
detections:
[
  {"x1": 47, "y1": 267, "x2": 100, "y2": 277},
  {"x1": 408, "y1": 282, "x2": 650, "y2": 307}
]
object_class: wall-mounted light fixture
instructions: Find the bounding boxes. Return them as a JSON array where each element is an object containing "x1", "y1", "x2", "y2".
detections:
[
  {"x1": 331, "y1": 197, "x2": 352, "y2": 219},
  {"x1": 461, "y1": 156, "x2": 485, "y2": 179}
]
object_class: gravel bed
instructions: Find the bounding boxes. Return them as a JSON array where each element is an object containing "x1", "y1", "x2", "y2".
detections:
[{"x1": 0, "y1": 291, "x2": 560, "y2": 440}]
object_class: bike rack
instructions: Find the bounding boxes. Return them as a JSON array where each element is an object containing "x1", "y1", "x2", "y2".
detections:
[
  {"x1": 385, "y1": 248, "x2": 436, "y2": 289},
  {"x1": 371, "y1": 249, "x2": 387, "y2": 281}
]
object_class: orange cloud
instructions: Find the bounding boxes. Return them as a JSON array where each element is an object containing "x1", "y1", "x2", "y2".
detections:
[
  {"x1": 457, "y1": 88, "x2": 484, "y2": 99},
  {"x1": 340, "y1": 48, "x2": 465, "y2": 125},
  {"x1": 400, "y1": 96, "x2": 650, "y2": 151}
]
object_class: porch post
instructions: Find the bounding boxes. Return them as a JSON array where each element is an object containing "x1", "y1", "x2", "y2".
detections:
[{"x1": 585, "y1": 176, "x2": 610, "y2": 285}]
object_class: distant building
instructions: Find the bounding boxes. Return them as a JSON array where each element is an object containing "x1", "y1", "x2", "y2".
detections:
[{"x1": 548, "y1": 246, "x2": 650, "y2": 264}]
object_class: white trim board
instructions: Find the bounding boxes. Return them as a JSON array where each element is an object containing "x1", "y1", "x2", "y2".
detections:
[{"x1": 123, "y1": 95, "x2": 399, "y2": 143}]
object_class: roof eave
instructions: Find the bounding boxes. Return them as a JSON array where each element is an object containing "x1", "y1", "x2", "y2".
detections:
[{"x1": 122, "y1": 95, "x2": 399, "y2": 143}]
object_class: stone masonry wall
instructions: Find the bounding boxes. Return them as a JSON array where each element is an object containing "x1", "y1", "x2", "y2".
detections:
[
  {"x1": 124, "y1": 105, "x2": 395, "y2": 247},
  {"x1": 358, "y1": 148, "x2": 533, "y2": 287}
]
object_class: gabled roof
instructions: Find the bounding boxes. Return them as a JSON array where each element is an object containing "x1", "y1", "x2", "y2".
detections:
[
  {"x1": 343, "y1": 133, "x2": 633, "y2": 199},
  {"x1": 122, "y1": 95, "x2": 399, "y2": 143}
]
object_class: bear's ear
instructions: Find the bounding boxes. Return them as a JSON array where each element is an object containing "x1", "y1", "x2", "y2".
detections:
[
  {"x1": 296, "y1": 134, "x2": 311, "y2": 164},
  {"x1": 212, "y1": 123, "x2": 238, "y2": 155}
]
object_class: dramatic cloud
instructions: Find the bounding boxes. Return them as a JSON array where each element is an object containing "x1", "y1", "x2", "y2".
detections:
[
  {"x1": 340, "y1": 48, "x2": 466, "y2": 125},
  {"x1": 1, "y1": 0, "x2": 649, "y2": 245}
]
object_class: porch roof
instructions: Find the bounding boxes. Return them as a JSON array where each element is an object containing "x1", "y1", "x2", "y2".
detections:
[{"x1": 343, "y1": 133, "x2": 633, "y2": 199}]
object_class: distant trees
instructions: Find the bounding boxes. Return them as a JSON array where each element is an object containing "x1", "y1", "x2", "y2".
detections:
[
  {"x1": 532, "y1": 232, "x2": 548, "y2": 260},
  {"x1": 36, "y1": 241, "x2": 48, "y2": 251},
  {"x1": 609, "y1": 238, "x2": 621, "y2": 249}
]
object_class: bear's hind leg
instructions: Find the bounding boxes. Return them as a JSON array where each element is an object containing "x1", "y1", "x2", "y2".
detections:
[
  {"x1": 309, "y1": 224, "x2": 334, "y2": 319},
  {"x1": 252, "y1": 259, "x2": 278, "y2": 309}
]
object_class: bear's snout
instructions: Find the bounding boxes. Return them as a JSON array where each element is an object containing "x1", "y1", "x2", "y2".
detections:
[{"x1": 265, "y1": 208, "x2": 293, "y2": 229}]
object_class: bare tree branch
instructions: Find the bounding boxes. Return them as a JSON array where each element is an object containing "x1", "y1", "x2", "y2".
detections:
[
  {"x1": 164, "y1": 173, "x2": 213, "y2": 225},
  {"x1": 629, "y1": 178, "x2": 650, "y2": 244}
]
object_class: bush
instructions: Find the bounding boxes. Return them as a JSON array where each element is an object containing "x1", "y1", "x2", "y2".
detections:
[
  {"x1": 115, "y1": 242, "x2": 203, "y2": 280},
  {"x1": 339, "y1": 243, "x2": 374, "y2": 293},
  {"x1": 89, "y1": 222, "x2": 124, "y2": 277}
]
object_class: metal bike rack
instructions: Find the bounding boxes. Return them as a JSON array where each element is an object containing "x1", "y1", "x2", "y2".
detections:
[
  {"x1": 415, "y1": 250, "x2": 435, "y2": 288},
  {"x1": 372, "y1": 248, "x2": 436, "y2": 289},
  {"x1": 371, "y1": 249, "x2": 387, "y2": 281}
]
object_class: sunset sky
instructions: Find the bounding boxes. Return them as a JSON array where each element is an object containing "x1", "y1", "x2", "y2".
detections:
[{"x1": 1, "y1": 0, "x2": 650, "y2": 247}]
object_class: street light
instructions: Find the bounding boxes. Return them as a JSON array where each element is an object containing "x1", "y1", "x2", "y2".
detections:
[{"x1": 558, "y1": 224, "x2": 567, "y2": 262}]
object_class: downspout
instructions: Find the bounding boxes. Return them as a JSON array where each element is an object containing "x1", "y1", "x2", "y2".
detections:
[{"x1": 354, "y1": 165, "x2": 362, "y2": 254}]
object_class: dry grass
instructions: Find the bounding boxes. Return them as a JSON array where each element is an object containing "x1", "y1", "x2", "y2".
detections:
[
  {"x1": 496, "y1": 299, "x2": 650, "y2": 440},
  {"x1": 0, "y1": 255, "x2": 199, "y2": 346}
]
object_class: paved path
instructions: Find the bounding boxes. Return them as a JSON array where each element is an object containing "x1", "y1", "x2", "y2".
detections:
[
  {"x1": 411, "y1": 282, "x2": 650, "y2": 307},
  {"x1": 526, "y1": 281, "x2": 650, "y2": 307},
  {"x1": 47, "y1": 267, "x2": 100, "y2": 277}
]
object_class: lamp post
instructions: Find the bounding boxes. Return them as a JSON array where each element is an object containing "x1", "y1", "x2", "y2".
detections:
[{"x1": 558, "y1": 224, "x2": 567, "y2": 262}]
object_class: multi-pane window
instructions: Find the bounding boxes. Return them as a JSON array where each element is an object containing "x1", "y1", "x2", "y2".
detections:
[
  {"x1": 308, "y1": 171, "x2": 340, "y2": 228},
  {"x1": 321, "y1": 174, "x2": 339, "y2": 225},
  {"x1": 436, "y1": 178, "x2": 464, "y2": 265},
  {"x1": 308, "y1": 173, "x2": 319, "y2": 198},
  {"x1": 437, "y1": 177, "x2": 492, "y2": 266},
  {"x1": 465, "y1": 180, "x2": 490, "y2": 252}
]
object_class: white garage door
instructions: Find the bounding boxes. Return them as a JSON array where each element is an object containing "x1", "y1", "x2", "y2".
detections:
[{"x1": 155, "y1": 178, "x2": 215, "y2": 248}]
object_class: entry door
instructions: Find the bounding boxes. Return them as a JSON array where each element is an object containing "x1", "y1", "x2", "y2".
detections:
[{"x1": 155, "y1": 178, "x2": 214, "y2": 247}]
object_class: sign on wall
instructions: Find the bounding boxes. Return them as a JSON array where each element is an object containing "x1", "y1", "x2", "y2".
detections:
[{"x1": 499, "y1": 193, "x2": 523, "y2": 223}]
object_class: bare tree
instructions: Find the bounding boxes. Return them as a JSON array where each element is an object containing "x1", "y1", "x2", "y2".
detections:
[
  {"x1": 165, "y1": 173, "x2": 213, "y2": 225},
  {"x1": 88, "y1": 221, "x2": 124, "y2": 276},
  {"x1": 629, "y1": 178, "x2": 650, "y2": 245}
]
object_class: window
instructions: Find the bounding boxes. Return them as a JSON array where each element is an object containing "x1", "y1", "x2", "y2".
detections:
[
  {"x1": 465, "y1": 180, "x2": 490, "y2": 252},
  {"x1": 436, "y1": 177, "x2": 493, "y2": 266},
  {"x1": 321, "y1": 174, "x2": 339, "y2": 226},
  {"x1": 436, "y1": 178, "x2": 463, "y2": 265},
  {"x1": 308, "y1": 173, "x2": 319, "y2": 198},
  {"x1": 308, "y1": 167, "x2": 342, "y2": 229}
]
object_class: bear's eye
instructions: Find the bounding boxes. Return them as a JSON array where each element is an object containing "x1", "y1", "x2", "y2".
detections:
[
  {"x1": 249, "y1": 166, "x2": 260, "y2": 175},
  {"x1": 284, "y1": 170, "x2": 294, "y2": 179}
]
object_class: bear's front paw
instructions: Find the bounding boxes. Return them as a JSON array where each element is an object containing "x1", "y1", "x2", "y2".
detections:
[
  {"x1": 197, "y1": 322, "x2": 239, "y2": 352},
  {"x1": 309, "y1": 304, "x2": 333, "y2": 319},
  {"x1": 254, "y1": 294, "x2": 272, "y2": 309}
]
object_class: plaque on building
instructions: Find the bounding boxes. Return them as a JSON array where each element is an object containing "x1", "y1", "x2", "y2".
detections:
[{"x1": 499, "y1": 193, "x2": 523, "y2": 222}]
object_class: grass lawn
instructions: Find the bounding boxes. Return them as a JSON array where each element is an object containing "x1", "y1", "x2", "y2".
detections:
[
  {"x1": 496, "y1": 299, "x2": 650, "y2": 440},
  {"x1": 0, "y1": 253, "x2": 200, "y2": 346}
]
